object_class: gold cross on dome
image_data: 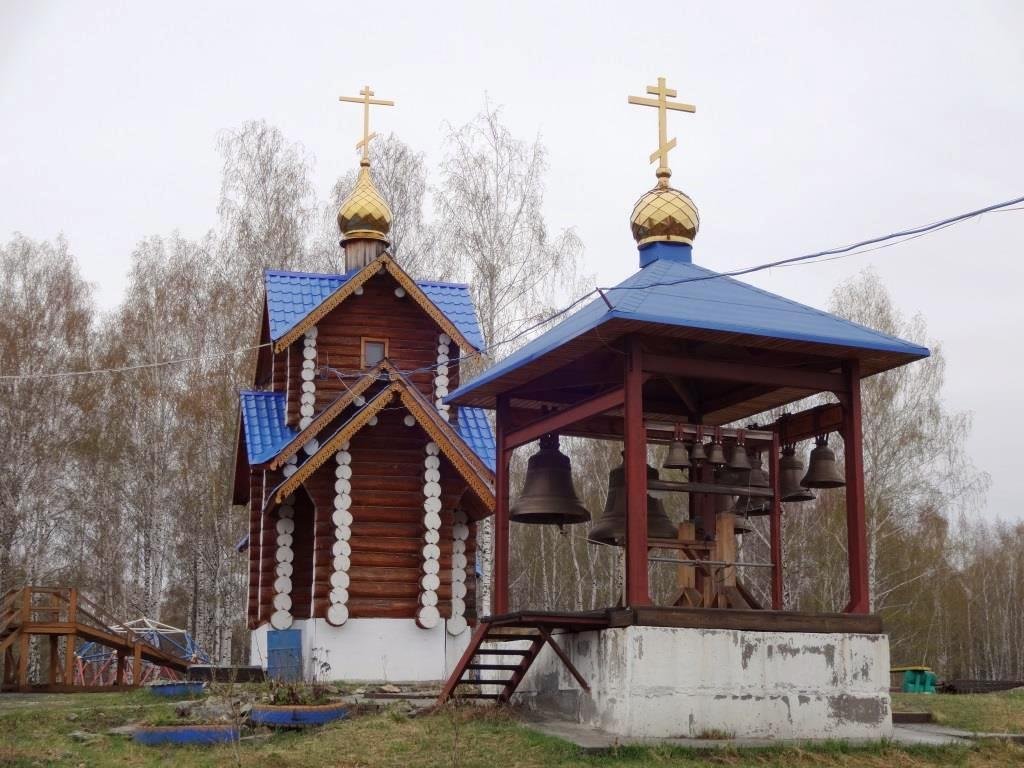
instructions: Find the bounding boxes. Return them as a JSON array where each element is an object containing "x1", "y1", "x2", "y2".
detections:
[
  {"x1": 628, "y1": 77, "x2": 695, "y2": 177},
  {"x1": 339, "y1": 85, "x2": 395, "y2": 162}
]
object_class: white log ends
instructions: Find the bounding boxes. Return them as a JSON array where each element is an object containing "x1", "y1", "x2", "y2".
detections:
[
  {"x1": 448, "y1": 509, "x2": 470, "y2": 635},
  {"x1": 273, "y1": 504, "x2": 295, "y2": 628},
  {"x1": 297, "y1": 326, "x2": 318, "y2": 430},
  {"x1": 434, "y1": 335, "x2": 452, "y2": 421},
  {"x1": 417, "y1": 442, "x2": 444, "y2": 630},
  {"x1": 404, "y1": 414, "x2": 416, "y2": 427},
  {"x1": 328, "y1": 447, "x2": 353, "y2": 626}
]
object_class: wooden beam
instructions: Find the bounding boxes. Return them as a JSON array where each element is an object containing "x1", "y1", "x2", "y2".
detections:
[
  {"x1": 665, "y1": 376, "x2": 699, "y2": 414},
  {"x1": 538, "y1": 628, "x2": 589, "y2": 691},
  {"x1": 623, "y1": 338, "x2": 650, "y2": 606},
  {"x1": 842, "y1": 360, "x2": 870, "y2": 614},
  {"x1": 505, "y1": 386, "x2": 626, "y2": 450},
  {"x1": 644, "y1": 353, "x2": 847, "y2": 394},
  {"x1": 769, "y1": 430, "x2": 783, "y2": 609},
  {"x1": 493, "y1": 395, "x2": 511, "y2": 616},
  {"x1": 775, "y1": 403, "x2": 845, "y2": 444},
  {"x1": 64, "y1": 634, "x2": 76, "y2": 685}
]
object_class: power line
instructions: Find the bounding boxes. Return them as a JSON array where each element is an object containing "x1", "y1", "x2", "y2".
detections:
[{"x1": 3, "y1": 192, "x2": 1021, "y2": 384}]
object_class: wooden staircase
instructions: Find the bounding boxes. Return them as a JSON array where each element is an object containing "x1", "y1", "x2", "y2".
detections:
[
  {"x1": 438, "y1": 612, "x2": 605, "y2": 705},
  {"x1": 1, "y1": 586, "x2": 190, "y2": 692}
]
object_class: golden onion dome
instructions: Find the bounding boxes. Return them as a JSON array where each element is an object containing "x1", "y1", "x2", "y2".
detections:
[
  {"x1": 630, "y1": 169, "x2": 699, "y2": 247},
  {"x1": 337, "y1": 160, "x2": 392, "y2": 244}
]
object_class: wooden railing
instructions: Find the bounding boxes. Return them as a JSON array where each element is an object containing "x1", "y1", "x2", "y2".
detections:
[{"x1": 2, "y1": 587, "x2": 149, "y2": 650}]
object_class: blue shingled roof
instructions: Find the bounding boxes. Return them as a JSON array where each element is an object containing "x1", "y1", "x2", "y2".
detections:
[
  {"x1": 264, "y1": 269, "x2": 484, "y2": 349},
  {"x1": 448, "y1": 243, "x2": 930, "y2": 405},
  {"x1": 456, "y1": 406, "x2": 496, "y2": 470},
  {"x1": 239, "y1": 391, "x2": 298, "y2": 464}
]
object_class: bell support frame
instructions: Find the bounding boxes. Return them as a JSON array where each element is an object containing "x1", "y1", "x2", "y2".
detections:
[{"x1": 487, "y1": 335, "x2": 873, "y2": 617}]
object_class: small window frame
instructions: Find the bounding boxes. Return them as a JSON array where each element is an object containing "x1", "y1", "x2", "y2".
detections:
[{"x1": 361, "y1": 337, "x2": 388, "y2": 368}]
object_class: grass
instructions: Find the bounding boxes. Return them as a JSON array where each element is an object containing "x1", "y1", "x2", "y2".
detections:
[
  {"x1": 892, "y1": 690, "x2": 1024, "y2": 734},
  {"x1": 0, "y1": 689, "x2": 1022, "y2": 767}
]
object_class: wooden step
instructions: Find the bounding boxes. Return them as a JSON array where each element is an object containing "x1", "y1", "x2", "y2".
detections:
[
  {"x1": 484, "y1": 633, "x2": 540, "y2": 642},
  {"x1": 466, "y1": 664, "x2": 521, "y2": 671},
  {"x1": 455, "y1": 679, "x2": 509, "y2": 686},
  {"x1": 473, "y1": 649, "x2": 531, "y2": 656},
  {"x1": 454, "y1": 693, "x2": 502, "y2": 700}
]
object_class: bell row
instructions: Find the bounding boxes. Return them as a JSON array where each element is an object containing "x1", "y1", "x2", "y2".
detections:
[{"x1": 507, "y1": 433, "x2": 847, "y2": 543}]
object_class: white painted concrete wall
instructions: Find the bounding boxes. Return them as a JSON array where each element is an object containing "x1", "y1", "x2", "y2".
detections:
[
  {"x1": 250, "y1": 618, "x2": 472, "y2": 682},
  {"x1": 515, "y1": 626, "x2": 893, "y2": 741}
]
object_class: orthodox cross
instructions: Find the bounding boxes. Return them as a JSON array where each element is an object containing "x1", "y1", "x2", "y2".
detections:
[
  {"x1": 339, "y1": 86, "x2": 395, "y2": 163},
  {"x1": 628, "y1": 77, "x2": 695, "y2": 177}
]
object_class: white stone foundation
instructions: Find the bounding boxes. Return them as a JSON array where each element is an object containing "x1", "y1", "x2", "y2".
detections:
[
  {"x1": 515, "y1": 626, "x2": 892, "y2": 741},
  {"x1": 250, "y1": 618, "x2": 473, "y2": 682}
]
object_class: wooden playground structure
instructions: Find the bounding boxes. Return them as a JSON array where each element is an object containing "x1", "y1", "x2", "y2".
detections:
[{"x1": 0, "y1": 586, "x2": 190, "y2": 692}]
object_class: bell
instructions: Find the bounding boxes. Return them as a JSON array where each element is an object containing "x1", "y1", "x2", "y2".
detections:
[
  {"x1": 713, "y1": 467, "x2": 739, "y2": 513},
  {"x1": 663, "y1": 439, "x2": 691, "y2": 470},
  {"x1": 727, "y1": 443, "x2": 751, "y2": 472},
  {"x1": 588, "y1": 463, "x2": 678, "y2": 546},
  {"x1": 734, "y1": 448, "x2": 770, "y2": 516},
  {"x1": 733, "y1": 519, "x2": 753, "y2": 536},
  {"x1": 689, "y1": 441, "x2": 708, "y2": 464},
  {"x1": 706, "y1": 441, "x2": 727, "y2": 466},
  {"x1": 801, "y1": 436, "x2": 846, "y2": 489},
  {"x1": 509, "y1": 434, "x2": 591, "y2": 525},
  {"x1": 780, "y1": 446, "x2": 816, "y2": 502}
]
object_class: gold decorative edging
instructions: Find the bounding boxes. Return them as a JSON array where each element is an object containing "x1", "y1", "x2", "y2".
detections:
[
  {"x1": 397, "y1": 388, "x2": 495, "y2": 511},
  {"x1": 273, "y1": 254, "x2": 480, "y2": 355},
  {"x1": 274, "y1": 386, "x2": 397, "y2": 503},
  {"x1": 270, "y1": 370, "x2": 495, "y2": 512},
  {"x1": 267, "y1": 363, "x2": 386, "y2": 470}
]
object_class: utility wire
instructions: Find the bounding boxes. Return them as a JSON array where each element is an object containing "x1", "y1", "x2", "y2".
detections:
[{"x1": 3, "y1": 192, "x2": 1021, "y2": 384}]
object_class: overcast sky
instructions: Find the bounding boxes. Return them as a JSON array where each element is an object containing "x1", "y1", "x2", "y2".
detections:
[{"x1": 2, "y1": 1, "x2": 1022, "y2": 521}]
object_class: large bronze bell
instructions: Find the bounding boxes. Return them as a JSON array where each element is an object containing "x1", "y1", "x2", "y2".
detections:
[
  {"x1": 509, "y1": 434, "x2": 591, "y2": 526},
  {"x1": 713, "y1": 467, "x2": 739, "y2": 514},
  {"x1": 663, "y1": 439, "x2": 691, "y2": 470},
  {"x1": 588, "y1": 463, "x2": 678, "y2": 546},
  {"x1": 780, "y1": 445, "x2": 816, "y2": 502},
  {"x1": 800, "y1": 435, "x2": 846, "y2": 489}
]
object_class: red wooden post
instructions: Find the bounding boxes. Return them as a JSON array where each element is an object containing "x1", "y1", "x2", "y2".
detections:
[
  {"x1": 493, "y1": 394, "x2": 511, "y2": 616},
  {"x1": 624, "y1": 337, "x2": 650, "y2": 606},
  {"x1": 842, "y1": 360, "x2": 870, "y2": 614},
  {"x1": 769, "y1": 431, "x2": 783, "y2": 609}
]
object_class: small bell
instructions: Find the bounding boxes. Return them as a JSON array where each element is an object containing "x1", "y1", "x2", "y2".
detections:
[
  {"x1": 588, "y1": 462, "x2": 678, "y2": 546},
  {"x1": 780, "y1": 445, "x2": 815, "y2": 502},
  {"x1": 689, "y1": 441, "x2": 708, "y2": 464},
  {"x1": 705, "y1": 440, "x2": 727, "y2": 466},
  {"x1": 734, "y1": 447, "x2": 770, "y2": 516},
  {"x1": 733, "y1": 519, "x2": 753, "y2": 536},
  {"x1": 801, "y1": 435, "x2": 846, "y2": 489},
  {"x1": 663, "y1": 439, "x2": 691, "y2": 470},
  {"x1": 726, "y1": 442, "x2": 752, "y2": 472},
  {"x1": 509, "y1": 434, "x2": 591, "y2": 525}
]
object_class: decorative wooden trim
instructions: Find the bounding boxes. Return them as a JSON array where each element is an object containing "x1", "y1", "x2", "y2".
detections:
[
  {"x1": 273, "y1": 254, "x2": 480, "y2": 354},
  {"x1": 396, "y1": 384, "x2": 495, "y2": 511},
  {"x1": 268, "y1": 363, "x2": 386, "y2": 469},
  {"x1": 274, "y1": 387, "x2": 397, "y2": 503},
  {"x1": 271, "y1": 369, "x2": 495, "y2": 512}
]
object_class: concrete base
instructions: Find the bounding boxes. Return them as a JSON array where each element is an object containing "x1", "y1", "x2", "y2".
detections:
[
  {"x1": 249, "y1": 618, "x2": 472, "y2": 682},
  {"x1": 514, "y1": 625, "x2": 893, "y2": 741}
]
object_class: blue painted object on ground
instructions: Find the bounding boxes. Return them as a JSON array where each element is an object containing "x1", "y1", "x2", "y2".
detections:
[
  {"x1": 250, "y1": 703, "x2": 349, "y2": 727},
  {"x1": 148, "y1": 681, "x2": 205, "y2": 697},
  {"x1": 267, "y1": 629, "x2": 302, "y2": 682},
  {"x1": 133, "y1": 725, "x2": 239, "y2": 746}
]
